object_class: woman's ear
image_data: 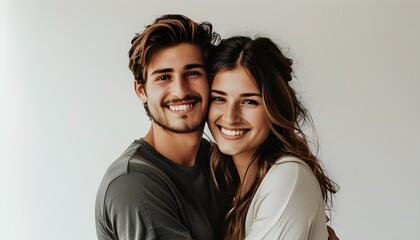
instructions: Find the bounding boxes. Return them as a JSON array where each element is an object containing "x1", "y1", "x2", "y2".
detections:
[{"x1": 134, "y1": 80, "x2": 147, "y2": 103}]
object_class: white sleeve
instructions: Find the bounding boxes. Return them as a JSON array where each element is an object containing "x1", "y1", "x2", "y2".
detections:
[{"x1": 245, "y1": 157, "x2": 327, "y2": 240}]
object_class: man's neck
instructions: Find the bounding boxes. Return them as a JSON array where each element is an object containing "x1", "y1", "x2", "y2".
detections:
[{"x1": 143, "y1": 124, "x2": 204, "y2": 166}]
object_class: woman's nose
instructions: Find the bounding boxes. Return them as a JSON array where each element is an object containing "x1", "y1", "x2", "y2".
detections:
[{"x1": 222, "y1": 103, "x2": 241, "y2": 124}]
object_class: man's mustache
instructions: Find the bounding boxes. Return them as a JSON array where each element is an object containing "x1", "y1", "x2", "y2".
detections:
[{"x1": 163, "y1": 95, "x2": 202, "y2": 106}]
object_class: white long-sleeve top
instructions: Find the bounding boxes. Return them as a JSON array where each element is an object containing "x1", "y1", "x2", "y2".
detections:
[{"x1": 245, "y1": 156, "x2": 328, "y2": 240}]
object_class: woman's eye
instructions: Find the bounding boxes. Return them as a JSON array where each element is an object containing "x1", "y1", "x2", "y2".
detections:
[
  {"x1": 211, "y1": 96, "x2": 224, "y2": 102},
  {"x1": 242, "y1": 99, "x2": 259, "y2": 105}
]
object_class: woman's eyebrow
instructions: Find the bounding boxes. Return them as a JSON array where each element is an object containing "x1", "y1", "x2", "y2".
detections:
[
  {"x1": 210, "y1": 89, "x2": 261, "y2": 97},
  {"x1": 210, "y1": 89, "x2": 226, "y2": 95}
]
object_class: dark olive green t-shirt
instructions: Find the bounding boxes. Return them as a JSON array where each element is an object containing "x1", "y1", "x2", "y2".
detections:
[{"x1": 95, "y1": 139, "x2": 223, "y2": 240}]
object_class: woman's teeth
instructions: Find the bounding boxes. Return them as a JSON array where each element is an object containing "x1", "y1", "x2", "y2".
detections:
[{"x1": 221, "y1": 127, "x2": 246, "y2": 136}]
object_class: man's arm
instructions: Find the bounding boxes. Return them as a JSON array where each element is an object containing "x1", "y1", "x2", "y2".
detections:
[{"x1": 97, "y1": 171, "x2": 192, "y2": 240}]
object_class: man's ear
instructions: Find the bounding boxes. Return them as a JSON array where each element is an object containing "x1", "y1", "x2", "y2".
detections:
[{"x1": 134, "y1": 80, "x2": 147, "y2": 103}]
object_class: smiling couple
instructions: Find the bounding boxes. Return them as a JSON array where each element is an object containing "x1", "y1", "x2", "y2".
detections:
[{"x1": 95, "y1": 14, "x2": 339, "y2": 240}]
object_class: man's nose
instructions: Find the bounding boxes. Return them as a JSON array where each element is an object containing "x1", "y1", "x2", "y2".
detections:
[{"x1": 171, "y1": 76, "x2": 191, "y2": 99}]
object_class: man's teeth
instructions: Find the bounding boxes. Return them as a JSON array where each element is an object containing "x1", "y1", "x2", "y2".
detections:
[
  {"x1": 169, "y1": 104, "x2": 193, "y2": 111},
  {"x1": 221, "y1": 127, "x2": 246, "y2": 136}
]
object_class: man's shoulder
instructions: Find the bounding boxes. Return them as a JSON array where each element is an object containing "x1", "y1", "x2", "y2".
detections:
[
  {"x1": 95, "y1": 140, "x2": 173, "y2": 215},
  {"x1": 101, "y1": 141, "x2": 142, "y2": 181},
  {"x1": 95, "y1": 140, "x2": 180, "y2": 240},
  {"x1": 100, "y1": 139, "x2": 172, "y2": 186}
]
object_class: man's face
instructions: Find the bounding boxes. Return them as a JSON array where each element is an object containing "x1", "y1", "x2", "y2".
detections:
[{"x1": 135, "y1": 43, "x2": 209, "y2": 134}]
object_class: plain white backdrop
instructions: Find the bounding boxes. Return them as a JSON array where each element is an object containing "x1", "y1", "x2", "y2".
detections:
[{"x1": 1, "y1": 0, "x2": 419, "y2": 239}]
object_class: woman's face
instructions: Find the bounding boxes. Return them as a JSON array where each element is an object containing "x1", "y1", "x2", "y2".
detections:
[{"x1": 208, "y1": 66, "x2": 271, "y2": 161}]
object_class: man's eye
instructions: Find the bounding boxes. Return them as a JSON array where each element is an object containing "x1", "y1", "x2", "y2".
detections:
[
  {"x1": 157, "y1": 75, "x2": 171, "y2": 81},
  {"x1": 185, "y1": 71, "x2": 202, "y2": 77}
]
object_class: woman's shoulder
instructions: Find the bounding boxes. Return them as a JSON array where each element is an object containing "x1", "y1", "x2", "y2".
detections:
[
  {"x1": 262, "y1": 155, "x2": 318, "y2": 193},
  {"x1": 254, "y1": 156, "x2": 323, "y2": 212},
  {"x1": 274, "y1": 155, "x2": 309, "y2": 167}
]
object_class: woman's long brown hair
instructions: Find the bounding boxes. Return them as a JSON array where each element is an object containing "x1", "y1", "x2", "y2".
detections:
[{"x1": 208, "y1": 36, "x2": 339, "y2": 240}]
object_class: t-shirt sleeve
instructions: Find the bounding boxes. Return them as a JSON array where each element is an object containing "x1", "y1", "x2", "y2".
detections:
[
  {"x1": 245, "y1": 160, "x2": 326, "y2": 240},
  {"x1": 100, "y1": 170, "x2": 193, "y2": 240}
]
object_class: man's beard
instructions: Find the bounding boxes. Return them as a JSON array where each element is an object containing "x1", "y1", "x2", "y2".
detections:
[
  {"x1": 151, "y1": 113, "x2": 206, "y2": 134},
  {"x1": 145, "y1": 94, "x2": 208, "y2": 134}
]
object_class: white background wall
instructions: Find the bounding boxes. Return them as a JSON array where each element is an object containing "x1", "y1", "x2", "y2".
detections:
[{"x1": 1, "y1": 0, "x2": 419, "y2": 239}]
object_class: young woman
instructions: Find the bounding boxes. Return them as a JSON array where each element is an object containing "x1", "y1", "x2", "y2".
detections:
[{"x1": 207, "y1": 36, "x2": 338, "y2": 239}]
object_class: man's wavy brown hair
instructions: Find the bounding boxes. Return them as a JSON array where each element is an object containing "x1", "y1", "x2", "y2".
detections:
[{"x1": 128, "y1": 14, "x2": 219, "y2": 85}]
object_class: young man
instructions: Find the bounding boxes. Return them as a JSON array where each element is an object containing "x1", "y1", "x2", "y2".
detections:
[{"x1": 95, "y1": 15, "x2": 223, "y2": 239}]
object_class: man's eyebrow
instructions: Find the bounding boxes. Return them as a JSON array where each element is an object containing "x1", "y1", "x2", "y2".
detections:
[
  {"x1": 150, "y1": 68, "x2": 173, "y2": 76},
  {"x1": 185, "y1": 64, "x2": 205, "y2": 70},
  {"x1": 150, "y1": 64, "x2": 205, "y2": 76}
]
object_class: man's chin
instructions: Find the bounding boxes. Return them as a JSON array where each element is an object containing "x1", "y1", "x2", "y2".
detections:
[{"x1": 154, "y1": 121, "x2": 205, "y2": 134}]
